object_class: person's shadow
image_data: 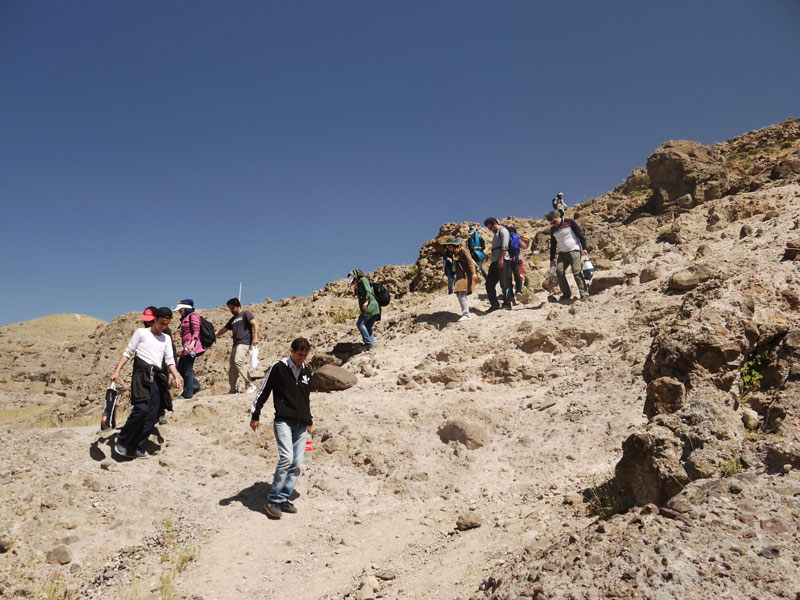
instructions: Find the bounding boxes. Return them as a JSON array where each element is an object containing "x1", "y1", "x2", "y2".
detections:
[
  {"x1": 220, "y1": 483, "x2": 300, "y2": 514},
  {"x1": 412, "y1": 311, "x2": 460, "y2": 330},
  {"x1": 89, "y1": 429, "x2": 163, "y2": 462}
]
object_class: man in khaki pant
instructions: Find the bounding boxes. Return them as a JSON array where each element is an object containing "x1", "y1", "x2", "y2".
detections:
[{"x1": 215, "y1": 298, "x2": 259, "y2": 393}]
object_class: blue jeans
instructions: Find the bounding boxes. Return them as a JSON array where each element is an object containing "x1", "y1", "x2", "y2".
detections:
[
  {"x1": 357, "y1": 314, "x2": 379, "y2": 347},
  {"x1": 177, "y1": 354, "x2": 200, "y2": 398},
  {"x1": 446, "y1": 271, "x2": 455, "y2": 294},
  {"x1": 268, "y1": 420, "x2": 308, "y2": 504},
  {"x1": 474, "y1": 257, "x2": 488, "y2": 279}
]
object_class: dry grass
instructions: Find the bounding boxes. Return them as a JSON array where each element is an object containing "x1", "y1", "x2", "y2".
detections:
[{"x1": 0, "y1": 404, "x2": 54, "y2": 426}]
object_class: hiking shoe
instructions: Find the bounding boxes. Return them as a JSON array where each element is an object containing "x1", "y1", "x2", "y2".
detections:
[
  {"x1": 265, "y1": 502, "x2": 282, "y2": 519},
  {"x1": 115, "y1": 442, "x2": 133, "y2": 457},
  {"x1": 559, "y1": 296, "x2": 573, "y2": 304},
  {"x1": 486, "y1": 305, "x2": 500, "y2": 313},
  {"x1": 503, "y1": 304, "x2": 513, "y2": 311},
  {"x1": 134, "y1": 449, "x2": 149, "y2": 459},
  {"x1": 280, "y1": 501, "x2": 298, "y2": 514},
  {"x1": 158, "y1": 416, "x2": 168, "y2": 425},
  {"x1": 246, "y1": 384, "x2": 257, "y2": 394},
  {"x1": 457, "y1": 314, "x2": 471, "y2": 322}
]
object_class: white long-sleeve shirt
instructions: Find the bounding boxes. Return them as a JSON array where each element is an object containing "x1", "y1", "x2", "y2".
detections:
[{"x1": 122, "y1": 328, "x2": 175, "y2": 367}]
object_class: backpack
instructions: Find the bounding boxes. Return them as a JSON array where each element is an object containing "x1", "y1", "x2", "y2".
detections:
[
  {"x1": 469, "y1": 232, "x2": 486, "y2": 260},
  {"x1": 199, "y1": 316, "x2": 216, "y2": 349},
  {"x1": 371, "y1": 281, "x2": 391, "y2": 307},
  {"x1": 507, "y1": 226, "x2": 521, "y2": 259}
]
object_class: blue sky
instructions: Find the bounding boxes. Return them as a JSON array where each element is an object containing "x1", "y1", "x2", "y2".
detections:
[{"x1": 1, "y1": 1, "x2": 798, "y2": 326}]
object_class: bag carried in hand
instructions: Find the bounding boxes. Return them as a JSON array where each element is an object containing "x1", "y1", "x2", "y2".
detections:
[
  {"x1": 371, "y1": 281, "x2": 391, "y2": 307},
  {"x1": 250, "y1": 345, "x2": 260, "y2": 369},
  {"x1": 101, "y1": 382, "x2": 119, "y2": 430},
  {"x1": 199, "y1": 316, "x2": 216, "y2": 349}
]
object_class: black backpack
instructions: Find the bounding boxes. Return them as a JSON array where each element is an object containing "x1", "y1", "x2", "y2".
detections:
[
  {"x1": 199, "y1": 316, "x2": 216, "y2": 348},
  {"x1": 371, "y1": 281, "x2": 391, "y2": 307}
]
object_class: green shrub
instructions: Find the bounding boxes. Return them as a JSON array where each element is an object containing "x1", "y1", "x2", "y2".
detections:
[
  {"x1": 720, "y1": 456, "x2": 743, "y2": 477},
  {"x1": 741, "y1": 350, "x2": 767, "y2": 396},
  {"x1": 332, "y1": 307, "x2": 360, "y2": 324}
]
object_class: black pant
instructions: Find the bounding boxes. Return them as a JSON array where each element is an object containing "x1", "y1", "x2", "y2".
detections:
[
  {"x1": 118, "y1": 379, "x2": 161, "y2": 451},
  {"x1": 486, "y1": 261, "x2": 512, "y2": 308},
  {"x1": 509, "y1": 259, "x2": 523, "y2": 294}
]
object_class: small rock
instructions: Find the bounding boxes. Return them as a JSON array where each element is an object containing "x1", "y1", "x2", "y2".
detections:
[
  {"x1": 741, "y1": 408, "x2": 760, "y2": 430},
  {"x1": 758, "y1": 545, "x2": 781, "y2": 559},
  {"x1": 312, "y1": 365, "x2": 358, "y2": 392},
  {"x1": 455, "y1": 512, "x2": 482, "y2": 531},
  {"x1": 438, "y1": 419, "x2": 489, "y2": 450},
  {"x1": 0, "y1": 527, "x2": 16, "y2": 552},
  {"x1": 46, "y1": 545, "x2": 72, "y2": 565},
  {"x1": 211, "y1": 469, "x2": 229, "y2": 479},
  {"x1": 760, "y1": 518, "x2": 789, "y2": 534},
  {"x1": 375, "y1": 568, "x2": 397, "y2": 581},
  {"x1": 640, "y1": 503, "x2": 659, "y2": 515},
  {"x1": 100, "y1": 459, "x2": 114, "y2": 471}
]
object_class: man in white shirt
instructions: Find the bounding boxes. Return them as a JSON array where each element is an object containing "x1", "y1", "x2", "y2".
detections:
[
  {"x1": 110, "y1": 307, "x2": 182, "y2": 458},
  {"x1": 547, "y1": 211, "x2": 590, "y2": 302}
]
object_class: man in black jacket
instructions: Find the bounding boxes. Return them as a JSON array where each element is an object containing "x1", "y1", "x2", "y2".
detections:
[{"x1": 250, "y1": 337, "x2": 312, "y2": 519}]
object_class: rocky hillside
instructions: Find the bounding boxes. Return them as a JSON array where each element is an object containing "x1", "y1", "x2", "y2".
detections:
[{"x1": 0, "y1": 118, "x2": 798, "y2": 599}]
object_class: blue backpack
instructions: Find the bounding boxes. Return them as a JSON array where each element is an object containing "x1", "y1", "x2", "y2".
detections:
[{"x1": 507, "y1": 226, "x2": 521, "y2": 259}]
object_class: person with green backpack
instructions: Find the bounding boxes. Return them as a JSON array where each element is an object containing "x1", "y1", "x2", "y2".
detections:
[{"x1": 348, "y1": 268, "x2": 381, "y2": 349}]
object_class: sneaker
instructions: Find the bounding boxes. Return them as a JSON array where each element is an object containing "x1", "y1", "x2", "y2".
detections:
[
  {"x1": 265, "y1": 502, "x2": 282, "y2": 519},
  {"x1": 486, "y1": 305, "x2": 500, "y2": 313},
  {"x1": 559, "y1": 296, "x2": 573, "y2": 304},
  {"x1": 280, "y1": 501, "x2": 298, "y2": 514},
  {"x1": 580, "y1": 295, "x2": 590, "y2": 302},
  {"x1": 246, "y1": 384, "x2": 257, "y2": 394},
  {"x1": 134, "y1": 449, "x2": 149, "y2": 459},
  {"x1": 457, "y1": 314, "x2": 471, "y2": 322},
  {"x1": 158, "y1": 416, "x2": 168, "y2": 425},
  {"x1": 115, "y1": 442, "x2": 133, "y2": 457},
  {"x1": 503, "y1": 304, "x2": 512, "y2": 311}
]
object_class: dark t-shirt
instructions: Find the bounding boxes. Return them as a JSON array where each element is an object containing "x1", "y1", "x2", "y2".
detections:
[{"x1": 226, "y1": 311, "x2": 254, "y2": 346}]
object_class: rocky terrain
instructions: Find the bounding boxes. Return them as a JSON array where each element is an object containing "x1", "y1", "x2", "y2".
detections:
[{"x1": 1, "y1": 118, "x2": 799, "y2": 599}]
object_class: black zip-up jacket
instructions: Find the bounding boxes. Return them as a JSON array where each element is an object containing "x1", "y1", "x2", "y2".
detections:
[
  {"x1": 250, "y1": 358, "x2": 313, "y2": 426},
  {"x1": 549, "y1": 219, "x2": 587, "y2": 261}
]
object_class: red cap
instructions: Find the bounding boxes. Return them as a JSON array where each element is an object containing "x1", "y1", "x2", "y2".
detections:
[{"x1": 141, "y1": 308, "x2": 155, "y2": 322}]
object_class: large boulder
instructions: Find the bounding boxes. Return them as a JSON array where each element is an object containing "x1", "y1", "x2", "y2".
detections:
[
  {"x1": 667, "y1": 262, "x2": 718, "y2": 292},
  {"x1": 645, "y1": 140, "x2": 726, "y2": 215},
  {"x1": 312, "y1": 365, "x2": 357, "y2": 392},
  {"x1": 643, "y1": 376, "x2": 686, "y2": 419},
  {"x1": 615, "y1": 398, "x2": 743, "y2": 505}
]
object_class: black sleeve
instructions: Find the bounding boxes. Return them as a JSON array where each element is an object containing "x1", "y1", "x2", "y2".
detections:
[
  {"x1": 549, "y1": 231, "x2": 557, "y2": 261},
  {"x1": 568, "y1": 220, "x2": 587, "y2": 251},
  {"x1": 250, "y1": 362, "x2": 277, "y2": 421}
]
